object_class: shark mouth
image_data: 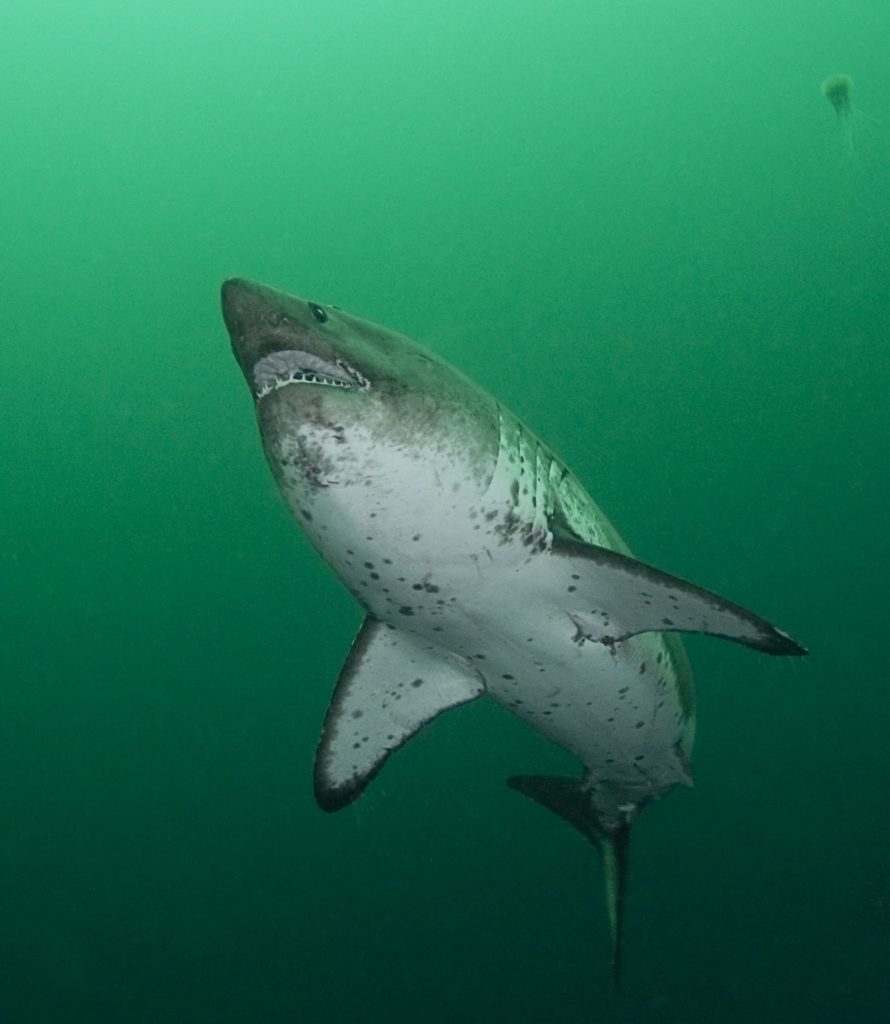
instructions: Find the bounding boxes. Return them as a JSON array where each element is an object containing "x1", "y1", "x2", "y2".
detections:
[{"x1": 252, "y1": 349, "x2": 370, "y2": 399}]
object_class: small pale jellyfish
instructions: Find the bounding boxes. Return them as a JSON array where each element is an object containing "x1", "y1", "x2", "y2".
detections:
[
  {"x1": 821, "y1": 74, "x2": 876, "y2": 155},
  {"x1": 822, "y1": 74, "x2": 853, "y2": 116}
]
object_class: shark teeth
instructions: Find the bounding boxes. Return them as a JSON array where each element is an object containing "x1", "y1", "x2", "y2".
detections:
[{"x1": 253, "y1": 349, "x2": 369, "y2": 399}]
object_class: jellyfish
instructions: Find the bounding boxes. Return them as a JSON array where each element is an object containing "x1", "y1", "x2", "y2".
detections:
[
  {"x1": 822, "y1": 74, "x2": 855, "y2": 152},
  {"x1": 822, "y1": 74, "x2": 853, "y2": 118},
  {"x1": 821, "y1": 74, "x2": 878, "y2": 155}
]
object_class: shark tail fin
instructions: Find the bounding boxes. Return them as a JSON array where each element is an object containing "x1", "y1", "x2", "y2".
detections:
[{"x1": 507, "y1": 774, "x2": 630, "y2": 986}]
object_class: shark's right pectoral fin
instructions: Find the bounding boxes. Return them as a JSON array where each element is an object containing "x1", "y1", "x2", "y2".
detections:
[{"x1": 314, "y1": 619, "x2": 485, "y2": 812}]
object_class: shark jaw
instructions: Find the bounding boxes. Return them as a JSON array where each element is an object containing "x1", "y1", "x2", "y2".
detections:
[{"x1": 252, "y1": 349, "x2": 370, "y2": 400}]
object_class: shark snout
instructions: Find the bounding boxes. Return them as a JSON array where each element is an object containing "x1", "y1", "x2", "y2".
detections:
[
  {"x1": 221, "y1": 278, "x2": 270, "y2": 371},
  {"x1": 220, "y1": 277, "x2": 258, "y2": 330},
  {"x1": 221, "y1": 277, "x2": 310, "y2": 380}
]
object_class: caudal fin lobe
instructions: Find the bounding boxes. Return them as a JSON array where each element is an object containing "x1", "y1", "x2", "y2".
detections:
[{"x1": 508, "y1": 774, "x2": 630, "y2": 985}]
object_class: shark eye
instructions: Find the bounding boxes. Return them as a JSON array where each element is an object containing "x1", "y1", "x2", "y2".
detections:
[{"x1": 309, "y1": 302, "x2": 328, "y2": 324}]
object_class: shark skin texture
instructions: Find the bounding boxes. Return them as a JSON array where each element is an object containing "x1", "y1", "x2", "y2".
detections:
[{"x1": 222, "y1": 278, "x2": 805, "y2": 981}]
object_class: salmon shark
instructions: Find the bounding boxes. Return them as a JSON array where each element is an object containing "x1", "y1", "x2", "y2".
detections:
[{"x1": 222, "y1": 278, "x2": 805, "y2": 980}]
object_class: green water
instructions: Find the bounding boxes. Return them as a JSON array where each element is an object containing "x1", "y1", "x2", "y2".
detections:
[{"x1": 2, "y1": 1, "x2": 888, "y2": 1020}]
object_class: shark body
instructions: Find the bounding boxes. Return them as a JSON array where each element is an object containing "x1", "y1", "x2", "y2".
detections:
[{"x1": 222, "y1": 278, "x2": 804, "y2": 978}]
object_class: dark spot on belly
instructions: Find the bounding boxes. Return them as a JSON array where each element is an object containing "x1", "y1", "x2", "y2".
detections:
[
  {"x1": 398, "y1": 606, "x2": 414, "y2": 616},
  {"x1": 411, "y1": 678, "x2": 424, "y2": 688},
  {"x1": 662, "y1": 618, "x2": 674, "y2": 626}
]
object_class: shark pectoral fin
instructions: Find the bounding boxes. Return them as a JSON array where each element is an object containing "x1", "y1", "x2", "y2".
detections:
[
  {"x1": 314, "y1": 619, "x2": 484, "y2": 812},
  {"x1": 549, "y1": 538, "x2": 806, "y2": 656},
  {"x1": 508, "y1": 775, "x2": 629, "y2": 985}
]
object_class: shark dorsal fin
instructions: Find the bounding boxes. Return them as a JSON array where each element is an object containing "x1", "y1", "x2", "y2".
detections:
[{"x1": 314, "y1": 619, "x2": 484, "y2": 811}]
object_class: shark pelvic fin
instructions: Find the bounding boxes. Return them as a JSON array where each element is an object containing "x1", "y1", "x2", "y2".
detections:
[
  {"x1": 548, "y1": 537, "x2": 806, "y2": 656},
  {"x1": 508, "y1": 774, "x2": 629, "y2": 986},
  {"x1": 314, "y1": 618, "x2": 484, "y2": 811}
]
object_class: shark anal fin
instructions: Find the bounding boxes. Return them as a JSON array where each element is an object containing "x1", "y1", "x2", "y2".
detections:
[
  {"x1": 314, "y1": 619, "x2": 484, "y2": 812},
  {"x1": 548, "y1": 538, "x2": 806, "y2": 656},
  {"x1": 508, "y1": 774, "x2": 629, "y2": 986}
]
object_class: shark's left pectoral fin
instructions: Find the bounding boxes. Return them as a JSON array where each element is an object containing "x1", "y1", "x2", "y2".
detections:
[
  {"x1": 314, "y1": 619, "x2": 485, "y2": 812},
  {"x1": 548, "y1": 538, "x2": 806, "y2": 655}
]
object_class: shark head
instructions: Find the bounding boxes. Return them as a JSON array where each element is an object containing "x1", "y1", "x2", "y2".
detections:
[
  {"x1": 222, "y1": 277, "x2": 499, "y2": 525},
  {"x1": 224, "y1": 277, "x2": 374, "y2": 402}
]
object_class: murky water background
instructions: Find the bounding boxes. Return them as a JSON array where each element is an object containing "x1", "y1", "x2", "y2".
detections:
[{"x1": 2, "y1": 2, "x2": 888, "y2": 1020}]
